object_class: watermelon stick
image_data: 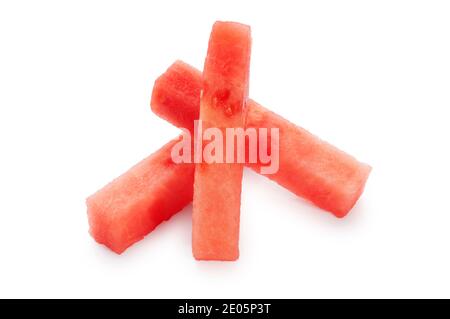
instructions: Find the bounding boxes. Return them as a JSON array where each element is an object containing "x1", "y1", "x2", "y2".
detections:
[
  {"x1": 192, "y1": 22, "x2": 252, "y2": 261},
  {"x1": 151, "y1": 61, "x2": 371, "y2": 218},
  {"x1": 86, "y1": 137, "x2": 194, "y2": 254}
]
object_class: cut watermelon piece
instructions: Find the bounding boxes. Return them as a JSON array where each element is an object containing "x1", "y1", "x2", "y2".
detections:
[
  {"x1": 151, "y1": 61, "x2": 371, "y2": 218},
  {"x1": 192, "y1": 22, "x2": 252, "y2": 261},
  {"x1": 86, "y1": 137, "x2": 194, "y2": 254}
]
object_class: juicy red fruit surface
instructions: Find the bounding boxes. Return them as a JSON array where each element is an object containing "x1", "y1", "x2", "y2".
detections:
[
  {"x1": 192, "y1": 22, "x2": 252, "y2": 261},
  {"x1": 86, "y1": 137, "x2": 194, "y2": 254},
  {"x1": 151, "y1": 61, "x2": 371, "y2": 218}
]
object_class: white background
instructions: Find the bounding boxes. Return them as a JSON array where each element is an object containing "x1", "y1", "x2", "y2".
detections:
[{"x1": 0, "y1": 0, "x2": 449, "y2": 298}]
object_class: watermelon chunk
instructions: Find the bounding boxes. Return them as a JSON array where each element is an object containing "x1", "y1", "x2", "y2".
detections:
[
  {"x1": 86, "y1": 137, "x2": 194, "y2": 254},
  {"x1": 192, "y1": 22, "x2": 252, "y2": 261},
  {"x1": 151, "y1": 61, "x2": 371, "y2": 218}
]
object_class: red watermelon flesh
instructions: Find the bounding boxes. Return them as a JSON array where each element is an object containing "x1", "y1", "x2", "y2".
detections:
[
  {"x1": 86, "y1": 137, "x2": 194, "y2": 254},
  {"x1": 151, "y1": 61, "x2": 371, "y2": 218},
  {"x1": 246, "y1": 103, "x2": 371, "y2": 217},
  {"x1": 150, "y1": 61, "x2": 202, "y2": 133},
  {"x1": 192, "y1": 22, "x2": 251, "y2": 261}
]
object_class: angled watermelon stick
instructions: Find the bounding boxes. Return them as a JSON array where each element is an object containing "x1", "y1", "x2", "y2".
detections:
[
  {"x1": 86, "y1": 137, "x2": 194, "y2": 254},
  {"x1": 151, "y1": 61, "x2": 371, "y2": 218},
  {"x1": 192, "y1": 22, "x2": 252, "y2": 261}
]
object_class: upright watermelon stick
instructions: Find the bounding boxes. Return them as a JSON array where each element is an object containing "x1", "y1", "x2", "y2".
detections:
[{"x1": 192, "y1": 22, "x2": 252, "y2": 261}]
